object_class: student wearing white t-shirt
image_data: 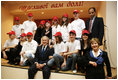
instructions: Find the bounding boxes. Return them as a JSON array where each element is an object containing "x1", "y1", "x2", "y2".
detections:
[
  {"x1": 47, "y1": 32, "x2": 67, "y2": 72},
  {"x1": 1, "y1": 31, "x2": 19, "y2": 64},
  {"x1": 62, "y1": 30, "x2": 81, "y2": 73},
  {"x1": 70, "y1": 10, "x2": 85, "y2": 39},
  {"x1": 22, "y1": 13, "x2": 37, "y2": 38},
  {"x1": 12, "y1": 17, "x2": 24, "y2": 38},
  {"x1": 20, "y1": 32, "x2": 38, "y2": 66},
  {"x1": 60, "y1": 13, "x2": 71, "y2": 42},
  {"x1": 51, "y1": 16, "x2": 61, "y2": 41}
]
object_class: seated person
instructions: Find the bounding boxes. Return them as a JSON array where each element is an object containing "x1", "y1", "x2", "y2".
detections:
[
  {"x1": 63, "y1": 30, "x2": 81, "y2": 73},
  {"x1": 47, "y1": 32, "x2": 67, "y2": 72},
  {"x1": 14, "y1": 33, "x2": 27, "y2": 65},
  {"x1": 28, "y1": 36, "x2": 52, "y2": 79},
  {"x1": 85, "y1": 38, "x2": 112, "y2": 79},
  {"x1": 20, "y1": 32, "x2": 38, "y2": 66},
  {"x1": 1, "y1": 31, "x2": 19, "y2": 64}
]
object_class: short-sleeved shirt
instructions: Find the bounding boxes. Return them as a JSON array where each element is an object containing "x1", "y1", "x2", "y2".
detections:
[
  {"x1": 12, "y1": 24, "x2": 24, "y2": 38},
  {"x1": 52, "y1": 25, "x2": 61, "y2": 40},
  {"x1": 70, "y1": 18, "x2": 85, "y2": 38},
  {"x1": 3, "y1": 38, "x2": 19, "y2": 50},
  {"x1": 66, "y1": 40, "x2": 81, "y2": 52},
  {"x1": 54, "y1": 42, "x2": 67, "y2": 54},
  {"x1": 23, "y1": 20, "x2": 37, "y2": 34}
]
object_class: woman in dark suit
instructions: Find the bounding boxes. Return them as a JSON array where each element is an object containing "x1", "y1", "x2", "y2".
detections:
[{"x1": 85, "y1": 38, "x2": 112, "y2": 79}]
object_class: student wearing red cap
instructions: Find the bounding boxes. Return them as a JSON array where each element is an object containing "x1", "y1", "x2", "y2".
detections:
[
  {"x1": 14, "y1": 33, "x2": 27, "y2": 65},
  {"x1": 69, "y1": 10, "x2": 85, "y2": 40},
  {"x1": 12, "y1": 17, "x2": 24, "y2": 38},
  {"x1": 77, "y1": 30, "x2": 90, "y2": 73},
  {"x1": 20, "y1": 32, "x2": 38, "y2": 66},
  {"x1": 52, "y1": 16, "x2": 61, "y2": 41},
  {"x1": 41, "y1": 21, "x2": 52, "y2": 45},
  {"x1": 22, "y1": 13, "x2": 37, "y2": 38},
  {"x1": 1, "y1": 31, "x2": 19, "y2": 64},
  {"x1": 60, "y1": 13, "x2": 71, "y2": 42},
  {"x1": 62, "y1": 30, "x2": 81, "y2": 73},
  {"x1": 47, "y1": 32, "x2": 67, "y2": 72},
  {"x1": 34, "y1": 20, "x2": 45, "y2": 45}
]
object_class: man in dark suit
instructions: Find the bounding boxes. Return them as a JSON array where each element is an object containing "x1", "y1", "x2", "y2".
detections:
[
  {"x1": 86, "y1": 7, "x2": 104, "y2": 45},
  {"x1": 28, "y1": 36, "x2": 53, "y2": 79}
]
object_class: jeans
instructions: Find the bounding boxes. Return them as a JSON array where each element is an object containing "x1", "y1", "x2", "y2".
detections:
[
  {"x1": 61, "y1": 54, "x2": 78, "y2": 71},
  {"x1": 47, "y1": 54, "x2": 64, "y2": 68}
]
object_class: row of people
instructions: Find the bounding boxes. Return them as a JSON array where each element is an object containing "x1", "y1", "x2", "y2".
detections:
[
  {"x1": 12, "y1": 7, "x2": 104, "y2": 45},
  {"x1": 1, "y1": 29, "x2": 112, "y2": 79}
]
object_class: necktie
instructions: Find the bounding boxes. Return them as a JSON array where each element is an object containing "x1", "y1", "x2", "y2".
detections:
[
  {"x1": 89, "y1": 20, "x2": 92, "y2": 33},
  {"x1": 41, "y1": 46, "x2": 45, "y2": 57}
]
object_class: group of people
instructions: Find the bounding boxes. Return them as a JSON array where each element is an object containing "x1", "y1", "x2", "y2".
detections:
[{"x1": 1, "y1": 7, "x2": 112, "y2": 79}]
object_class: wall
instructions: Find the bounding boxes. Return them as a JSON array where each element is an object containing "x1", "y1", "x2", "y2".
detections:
[
  {"x1": 1, "y1": 6, "x2": 13, "y2": 47},
  {"x1": 105, "y1": 1, "x2": 117, "y2": 68}
]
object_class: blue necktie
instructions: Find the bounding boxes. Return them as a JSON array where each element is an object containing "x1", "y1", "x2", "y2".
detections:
[{"x1": 41, "y1": 46, "x2": 45, "y2": 57}]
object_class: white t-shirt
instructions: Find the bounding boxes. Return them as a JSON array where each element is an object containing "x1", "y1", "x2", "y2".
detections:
[
  {"x1": 23, "y1": 20, "x2": 37, "y2": 34},
  {"x1": 66, "y1": 40, "x2": 81, "y2": 52},
  {"x1": 70, "y1": 18, "x2": 85, "y2": 38},
  {"x1": 20, "y1": 39, "x2": 38, "y2": 62},
  {"x1": 12, "y1": 24, "x2": 24, "y2": 38},
  {"x1": 52, "y1": 25, "x2": 61, "y2": 40},
  {"x1": 54, "y1": 42, "x2": 67, "y2": 54},
  {"x1": 60, "y1": 23, "x2": 71, "y2": 42},
  {"x1": 3, "y1": 38, "x2": 19, "y2": 50}
]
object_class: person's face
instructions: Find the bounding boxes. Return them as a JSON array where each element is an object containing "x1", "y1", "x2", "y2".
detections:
[
  {"x1": 89, "y1": 8, "x2": 96, "y2": 19},
  {"x1": 62, "y1": 17, "x2": 67, "y2": 22},
  {"x1": 28, "y1": 16, "x2": 33, "y2": 21},
  {"x1": 91, "y1": 41, "x2": 99, "y2": 51},
  {"x1": 9, "y1": 34, "x2": 15, "y2": 40},
  {"x1": 69, "y1": 33, "x2": 76, "y2": 41},
  {"x1": 54, "y1": 20, "x2": 58, "y2": 25},
  {"x1": 55, "y1": 36, "x2": 59, "y2": 43},
  {"x1": 27, "y1": 35, "x2": 33, "y2": 42},
  {"x1": 73, "y1": 13, "x2": 79, "y2": 19},
  {"x1": 20, "y1": 36, "x2": 26, "y2": 41},
  {"x1": 82, "y1": 34, "x2": 88, "y2": 41},
  {"x1": 42, "y1": 37, "x2": 48, "y2": 46},
  {"x1": 15, "y1": 20, "x2": 19, "y2": 24},
  {"x1": 46, "y1": 22, "x2": 51, "y2": 28}
]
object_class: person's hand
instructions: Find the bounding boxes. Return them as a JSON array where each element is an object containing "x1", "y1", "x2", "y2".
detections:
[
  {"x1": 20, "y1": 52, "x2": 25, "y2": 57},
  {"x1": 20, "y1": 61, "x2": 23, "y2": 65},
  {"x1": 61, "y1": 62, "x2": 66, "y2": 68},
  {"x1": 107, "y1": 77, "x2": 112, "y2": 79},
  {"x1": 40, "y1": 64, "x2": 45, "y2": 69},
  {"x1": 89, "y1": 61, "x2": 97, "y2": 67},
  {"x1": 49, "y1": 56, "x2": 53, "y2": 59},
  {"x1": 64, "y1": 52, "x2": 69, "y2": 56},
  {"x1": 3, "y1": 54, "x2": 7, "y2": 59}
]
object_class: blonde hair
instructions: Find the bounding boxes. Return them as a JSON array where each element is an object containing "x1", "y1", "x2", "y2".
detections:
[
  {"x1": 90, "y1": 38, "x2": 100, "y2": 46},
  {"x1": 40, "y1": 36, "x2": 49, "y2": 44}
]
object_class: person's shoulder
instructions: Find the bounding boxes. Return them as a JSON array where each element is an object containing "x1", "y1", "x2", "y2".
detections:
[
  {"x1": 96, "y1": 17, "x2": 103, "y2": 20},
  {"x1": 23, "y1": 20, "x2": 28, "y2": 23}
]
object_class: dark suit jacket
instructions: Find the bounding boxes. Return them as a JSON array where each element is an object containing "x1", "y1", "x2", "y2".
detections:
[
  {"x1": 34, "y1": 45, "x2": 53, "y2": 64},
  {"x1": 86, "y1": 16, "x2": 104, "y2": 45},
  {"x1": 85, "y1": 50, "x2": 112, "y2": 79}
]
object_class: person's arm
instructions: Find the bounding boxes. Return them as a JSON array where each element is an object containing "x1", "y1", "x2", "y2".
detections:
[
  {"x1": 98, "y1": 18, "x2": 104, "y2": 45},
  {"x1": 104, "y1": 52, "x2": 112, "y2": 78},
  {"x1": 5, "y1": 44, "x2": 17, "y2": 49},
  {"x1": 64, "y1": 49, "x2": 79, "y2": 56},
  {"x1": 33, "y1": 30, "x2": 36, "y2": 39}
]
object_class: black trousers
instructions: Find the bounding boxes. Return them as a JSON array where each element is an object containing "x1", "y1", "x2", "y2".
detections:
[{"x1": 28, "y1": 64, "x2": 51, "y2": 79}]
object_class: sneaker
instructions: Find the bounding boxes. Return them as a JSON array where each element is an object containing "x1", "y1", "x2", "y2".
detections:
[
  {"x1": 73, "y1": 70, "x2": 77, "y2": 73},
  {"x1": 55, "y1": 67, "x2": 60, "y2": 73}
]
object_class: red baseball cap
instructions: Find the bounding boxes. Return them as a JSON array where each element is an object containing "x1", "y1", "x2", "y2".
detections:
[
  {"x1": 53, "y1": 16, "x2": 58, "y2": 21},
  {"x1": 73, "y1": 10, "x2": 79, "y2": 13},
  {"x1": 46, "y1": 20, "x2": 51, "y2": 24},
  {"x1": 63, "y1": 13, "x2": 68, "y2": 18},
  {"x1": 69, "y1": 30, "x2": 76, "y2": 35},
  {"x1": 28, "y1": 13, "x2": 33, "y2": 17},
  {"x1": 7, "y1": 31, "x2": 15, "y2": 35},
  {"x1": 20, "y1": 33, "x2": 27, "y2": 37},
  {"x1": 54, "y1": 32, "x2": 62, "y2": 37},
  {"x1": 82, "y1": 30, "x2": 89, "y2": 35},
  {"x1": 27, "y1": 32, "x2": 33, "y2": 36},
  {"x1": 40, "y1": 20, "x2": 46, "y2": 25},
  {"x1": 14, "y1": 17, "x2": 19, "y2": 21}
]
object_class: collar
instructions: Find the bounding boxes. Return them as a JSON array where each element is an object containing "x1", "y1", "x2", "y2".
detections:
[{"x1": 92, "y1": 49, "x2": 102, "y2": 57}]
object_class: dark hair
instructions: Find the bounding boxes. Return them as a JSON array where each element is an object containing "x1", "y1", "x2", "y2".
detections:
[
  {"x1": 88, "y1": 7, "x2": 96, "y2": 12},
  {"x1": 61, "y1": 17, "x2": 69, "y2": 26},
  {"x1": 56, "y1": 36, "x2": 63, "y2": 43}
]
